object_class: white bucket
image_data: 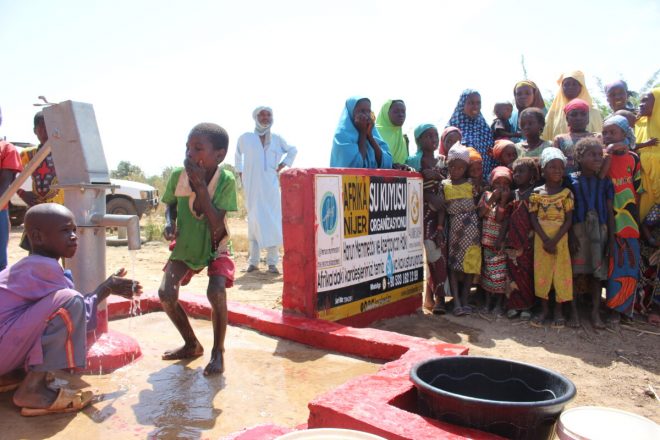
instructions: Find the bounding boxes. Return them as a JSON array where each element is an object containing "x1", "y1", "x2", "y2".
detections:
[
  {"x1": 556, "y1": 406, "x2": 659, "y2": 440},
  {"x1": 275, "y1": 428, "x2": 387, "y2": 440}
]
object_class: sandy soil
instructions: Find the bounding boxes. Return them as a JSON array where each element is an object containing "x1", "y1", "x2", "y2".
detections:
[{"x1": 7, "y1": 217, "x2": 660, "y2": 424}]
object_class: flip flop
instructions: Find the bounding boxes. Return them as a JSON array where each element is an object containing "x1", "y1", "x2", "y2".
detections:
[
  {"x1": 432, "y1": 304, "x2": 446, "y2": 315},
  {"x1": 20, "y1": 388, "x2": 94, "y2": 416},
  {"x1": 551, "y1": 318, "x2": 566, "y2": 329},
  {"x1": 530, "y1": 315, "x2": 545, "y2": 328},
  {"x1": 0, "y1": 382, "x2": 21, "y2": 393},
  {"x1": 453, "y1": 306, "x2": 467, "y2": 317}
]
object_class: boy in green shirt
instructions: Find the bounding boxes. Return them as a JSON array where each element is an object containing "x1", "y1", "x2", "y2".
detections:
[{"x1": 159, "y1": 123, "x2": 237, "y2": 376}]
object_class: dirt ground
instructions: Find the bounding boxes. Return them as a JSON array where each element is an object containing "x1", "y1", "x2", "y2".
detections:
[{"x1": 7, "y1": 217, "x2": 659, "y2": 424}]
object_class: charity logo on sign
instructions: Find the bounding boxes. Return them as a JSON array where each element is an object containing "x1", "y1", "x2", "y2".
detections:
[
  {"x1": 320, "y1": 191, "x2": 338, "y2": 235},
  {"x1": 410, "y1": 188, "x2": 420, "y2": 225}
]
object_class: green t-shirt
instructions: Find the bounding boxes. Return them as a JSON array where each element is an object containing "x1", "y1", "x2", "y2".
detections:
[{"x1": 162, "y1": 166, "x2": 237, "y2": 270}]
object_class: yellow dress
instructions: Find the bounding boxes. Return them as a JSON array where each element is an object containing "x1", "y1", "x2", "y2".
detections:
[
  {"x1": 529, "y1": 188, "x2": 574, "y2": 302},
  {"x1": 635, "y1": 87, "x2": 660, "y2": 220}
]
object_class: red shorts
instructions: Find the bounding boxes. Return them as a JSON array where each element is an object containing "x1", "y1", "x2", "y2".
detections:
[{"x1": 164, "y1": 247, "x2": 235, "y2": 288}]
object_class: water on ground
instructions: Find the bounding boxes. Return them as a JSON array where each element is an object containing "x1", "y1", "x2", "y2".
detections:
[{"x1": 0, "y1": 312, "x2": 380, "y2": 440}]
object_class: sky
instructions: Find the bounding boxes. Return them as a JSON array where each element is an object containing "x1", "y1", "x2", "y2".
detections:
[{"x1": 1, "y1": 0, "x2": 659, "y2": 176}]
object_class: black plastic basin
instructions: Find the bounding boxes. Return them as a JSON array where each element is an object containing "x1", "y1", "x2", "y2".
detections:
[{"x1": 410, "y1": 356, "x2": 576, "y2": 440}]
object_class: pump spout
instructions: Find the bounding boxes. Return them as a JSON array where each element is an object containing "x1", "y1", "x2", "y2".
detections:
[{"x1": 91, "y1": 213, "x2": 141, "y2": 250}]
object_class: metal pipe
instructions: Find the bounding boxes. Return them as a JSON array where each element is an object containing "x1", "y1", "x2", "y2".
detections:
[
  {"x1": 90, "y1": 213, "x2": 141, "y2": 250},
  {"x1": 0, "y1": 141, "x2": 52, "y2": 209}
]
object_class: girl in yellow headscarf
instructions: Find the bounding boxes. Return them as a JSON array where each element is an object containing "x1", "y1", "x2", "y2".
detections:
[
  {"x1": 375, "y1": 100, "x2": 408, "y2": 164},
  {"x1": 635, "y1": 88, "x2": 660, "y2": 220},
  {"x1": 543, "y1": 71, "x2": 603, "y2": 141}
]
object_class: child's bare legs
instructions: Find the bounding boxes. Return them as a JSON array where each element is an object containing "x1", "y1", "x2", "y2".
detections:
[
  {"x1": 12, "y1": 371, "x2": 56, "y2": 409},
  {"x1": 589, "y1": 278, "x2": 605, "y2": 329},
  {"x1": 480, "y1": 292, "x2": 492, "y2": 313},
  {"x1": 449, "y1": 269, "x2": 462, "y2": 308},
  {"x1": 460, "y1": 273, "x2": 474, "y2": 311},
  {"x1": 492, "y1": 295, "x2": 504, "y2": 316},
  {"x1": 532, "y1": 298, "x2": 550, "y2": 326},
  {"x1": 567, "y1": 300, "x2": 579, "y2": 328},
  {"x1": 159, "y1": 261, "x2": 203, "y2": 360},
  {"x1": 204, "y1": 275, "x2": 228, "y2": 376}
]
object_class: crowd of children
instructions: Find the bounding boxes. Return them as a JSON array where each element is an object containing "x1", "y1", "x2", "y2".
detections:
[{"x1": 411, "y1": 80, "x2": 659, "y2": 328}]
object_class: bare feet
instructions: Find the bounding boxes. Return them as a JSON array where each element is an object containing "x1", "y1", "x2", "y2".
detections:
[
  {"x1": 12, "y1": 372, "x2": 57, "y2": 410},
  {"x1": 162, "y1": 342, "x2": 204, "y2": 360},
  {"x1": 203, "y1": 350, "x2": 224, "y2": 376},
  {"x1": 0, "y1": 369, "x2": 26, "y2": 392},
  {"x1": 648, "y1": 312, "x2": 660, "y2": 326},
  {"x1": 591, "y1": 310, "x2": 605, "y2": 329},
  {"x1": 566, "y1": 313, "x2": 580, "y2": 328},
  {"x1": 530, "y1": 313, "x2": 547, "y2": 327}
]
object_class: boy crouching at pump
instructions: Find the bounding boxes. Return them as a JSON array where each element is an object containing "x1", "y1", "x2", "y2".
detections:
[
  {"x1": 159, "y1": 123, "x2": 237, "y2": 376},
  {"x1": 0, "y1": 203, "x2": 142, "y2": 416}
]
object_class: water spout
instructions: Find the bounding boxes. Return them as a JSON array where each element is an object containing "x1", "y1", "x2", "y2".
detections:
[{"x1": 91, "y1": 213, "x2": 141, "y2": 250}]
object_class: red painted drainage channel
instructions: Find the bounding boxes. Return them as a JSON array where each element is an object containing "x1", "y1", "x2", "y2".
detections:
[{"x1": 106, "y1": 294, "x2": 502, "y2": 440}]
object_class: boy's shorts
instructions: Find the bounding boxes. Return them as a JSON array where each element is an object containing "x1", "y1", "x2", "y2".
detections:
[{"x1": 164, "y1": 243, "x2": 235, "y2": 288}]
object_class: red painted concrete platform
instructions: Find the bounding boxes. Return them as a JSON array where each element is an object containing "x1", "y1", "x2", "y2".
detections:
[
  {"x1": 107, "y1": 293, "x2": 500, "y2": 439},
  {"x1": 84, "y1": 329, "x2": 141, "y2": 374}
]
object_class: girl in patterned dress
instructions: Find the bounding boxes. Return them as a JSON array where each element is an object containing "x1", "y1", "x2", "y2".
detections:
[
  {"x1": 406, "y1": 124, "x2": 448, "y2": 314},
  {"x1": 602, "y1": 116, "x2": 643, "y2": 326},
  {"x1": 478, "y1": 166, "x2": 513, "y2": 315},
  {"x1": 529, "y1": 147, "x2": 576, "y2": 328},
  {"x1": 505, "y1": 158, "x2": 539, "y2": 320},
  {"x1": 440, "y1": 144, "x2": 482, "y2": 316}
]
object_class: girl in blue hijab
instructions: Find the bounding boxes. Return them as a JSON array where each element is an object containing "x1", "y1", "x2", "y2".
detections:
[
  {"x1": 330, "y1": 96, "x2": 393, "y2": 169},
  {"x1": 447, "y1": 89, "x2": 495, "y2": 176}
]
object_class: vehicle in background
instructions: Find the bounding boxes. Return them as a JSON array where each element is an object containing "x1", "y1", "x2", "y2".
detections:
[{"x1": 8, "y1": 145, "x2": 159, "y2": 226}]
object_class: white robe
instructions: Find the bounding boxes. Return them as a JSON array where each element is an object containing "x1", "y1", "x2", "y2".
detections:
[{"x1": 235, "y1": 132, "x2": 297, "y2": 248}]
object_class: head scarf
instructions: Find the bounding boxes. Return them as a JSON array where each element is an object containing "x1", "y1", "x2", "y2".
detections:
[
  {"x1": 604, "y1": 115, "x2": 636, "y2": 148},
  {"x1": 447, "y1": 143, "x2": 470, "y2": 165},
  {"x1": 543, "y1": 70, "x2": 603, "y2": 140},
  {"x1": 635, "y1": 87, "x2": 660, "y2": 220},
  {"x1": 376, "y1": 100, "x2": 407, "y2": 164},
  {"x1": 330, "y1": 96, "x2": 393, "y2": 169},
  {"x1": 253, "y1": 105, "x2": 272, "y2": 134},
  {"x1": 447, "y1": 89, "x2": 495, "y2": 176},
  {"x1": 492, "y1": 139, "x2": 516, "y2": 163},
  {"x1": 439, "y1": 126, "x2": 461, "y2": 156},
  {"x1": 540, "y1": 146, "x2": 566, "y2": 169},
  {"x1": 489, "y1": 166, "x2": 513, "y2": 185},
  {"x1": 467, "y1": 147, "x2": 482, "y2": 163},
  {"x1": 513, "y1": 80, "x2": 546, "y2": 112},
  {"x1": 563, "y1": 98, "x2": 590, "y2": 114},
  {"x1": 605, "y1": 80, "x2": 628, "y2": 96},
  {"x1": 405, "y1": 123, "x2": 437, "y2": 171},
  {"x1": 635, "y1": 87, "x2": 660, "y2": 143}
]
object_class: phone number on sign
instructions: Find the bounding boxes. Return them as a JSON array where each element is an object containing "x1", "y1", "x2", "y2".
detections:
[{"x1": 387, "y1": 269, "x2": 419, "y2": 289}]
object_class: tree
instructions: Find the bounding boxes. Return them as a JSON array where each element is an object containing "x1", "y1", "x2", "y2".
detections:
[{"x1": 111, "y1": 161, "x2": 146, "y2": 181}]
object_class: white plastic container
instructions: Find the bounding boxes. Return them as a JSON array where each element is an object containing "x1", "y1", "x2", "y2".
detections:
[{"x1": 556, "y1": 406, "x2": 659, "y2": 440}]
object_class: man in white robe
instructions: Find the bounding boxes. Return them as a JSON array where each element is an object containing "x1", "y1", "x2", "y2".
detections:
[{"x1": 235, "y1": 106, "x2": 297, "y2": 274}]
